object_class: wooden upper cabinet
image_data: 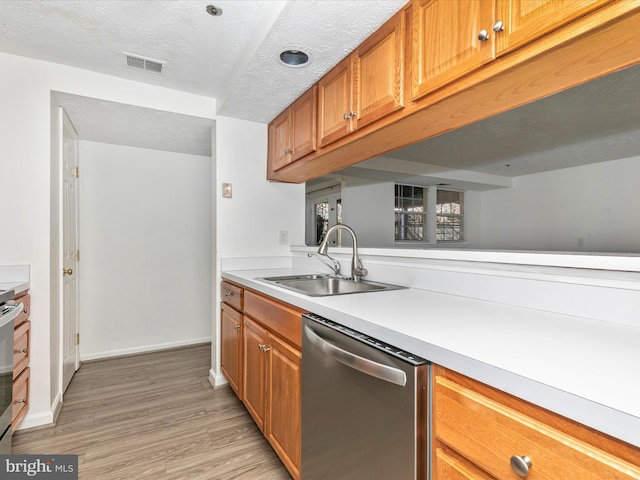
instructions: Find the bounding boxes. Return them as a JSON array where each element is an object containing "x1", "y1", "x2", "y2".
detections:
[
  {"x1": 290, "y1": 86, "x2": 317, "y2": 161},
  {"x1": 268, "y1": 86, "x2": 317, "y2": 175},
  {"x1": 412, "y1": 0, "x2": 495, "y2": 101},
  {"x1": 318, "y1": 13, "x2": 406, "y2": 147},
  {"x1": 355, "y1": 12, "x2": 405, "y2": 129},
  {"x1": 495, "y1": 0, "x2": 614, "y2": 55},
  {"x1": 270, "y1": 109, "x2": 291, "y2": 172},
  {"x1": 318, "y1": 56, "x2": 355, "y2": 147}
]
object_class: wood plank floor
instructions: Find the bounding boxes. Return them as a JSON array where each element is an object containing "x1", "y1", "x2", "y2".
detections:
[{"x1": 13, "y1": 343, "x2": 292, "y2": 480}]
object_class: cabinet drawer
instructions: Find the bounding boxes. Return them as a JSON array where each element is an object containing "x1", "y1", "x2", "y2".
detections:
[
  {"x1": 434, "y1": 374, "x2": 640, "y2": 480},
  {"x1": 12, "y1": 367, "x2": 30, "y2": 428},
  {"x1": 12, "y1": 293, "x2": 30, "y2": 327},
  {"x1": 221, "y1": 281, "x2": 243, "y2": 311},
  {"x1": 13, "y1": 320, "x2": 30, "y2": 379},
  {"x1": 244, "y1": 291, "x2": 305, "y2": 348}
]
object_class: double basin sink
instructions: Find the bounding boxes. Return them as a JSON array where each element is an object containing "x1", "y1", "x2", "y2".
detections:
[{"x1": 258, "y1": 274, "x2": 406, "y2": 297}]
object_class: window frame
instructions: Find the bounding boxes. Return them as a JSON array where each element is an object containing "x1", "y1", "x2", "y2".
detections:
[{"x1": 394, "y1": 184, "x2": 465, "y2": 245}]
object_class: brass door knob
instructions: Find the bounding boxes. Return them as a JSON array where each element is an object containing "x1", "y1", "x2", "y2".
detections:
[{"x1": 63, "y1": 268, "x2": 73, "y2": 276}]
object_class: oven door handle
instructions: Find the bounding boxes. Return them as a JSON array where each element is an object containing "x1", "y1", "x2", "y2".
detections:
[
  {"x1": 304, "y1": 325, "x2": 407, "y2": 387},
  {"x1": 0, "y1": 302, "x2": 23, "y2": 327}
]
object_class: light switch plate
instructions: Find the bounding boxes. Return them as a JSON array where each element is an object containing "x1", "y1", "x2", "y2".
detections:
[{"x1": 222, "y1": 183, "x2": 232, "y2": 198}]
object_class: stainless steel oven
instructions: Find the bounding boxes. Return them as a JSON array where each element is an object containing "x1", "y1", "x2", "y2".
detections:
[
  {"x1": 0, "y1": 289, "x2": 22, "y2": 454},
  {"x1": 302, "y1": 313, "x2": 430, "y2": 480}
]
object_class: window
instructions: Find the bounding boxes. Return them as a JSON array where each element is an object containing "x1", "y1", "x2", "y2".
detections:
[
  {"x1": 436, "y1": 189, "x2": 464, "y2": 242},
  {"x1": 395, "y1": 184, "x2": 464, "y2": 243},
  {"x1": 395, "y1": 185, "x2": 427, "y2": 241},
  {"x1": 305, "y1": 183, "x2": 342, "y2": 246}
]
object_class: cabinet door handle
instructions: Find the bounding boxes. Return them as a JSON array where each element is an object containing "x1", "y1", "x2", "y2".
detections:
[
  {"x1": 510, "y1": 455, "x2": 532, "y2": 477},
  {"x1": 492, "y1": 20, "x2": 504, "y2": 32},
  {"x1": 262, "y1": 345, "x2": 271, "y2": 352},
  {"x1": 343, "y1": 111, "x2": 356, "y2": 120},
  {"x1": 63, "y1": 268, "x2": 73, "y2": 276},
  {"x1": 233, "y1": 324, "x2": 240, "y2": 330},
  {"x1": 16, "y1": 398, "x2": 27, "y2": 405},
  {"x1": 477, "y1": 29, "x2": 490, "y2": 41}
]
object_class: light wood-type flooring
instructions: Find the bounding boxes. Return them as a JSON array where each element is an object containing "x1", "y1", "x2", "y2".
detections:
[{"x1": 13, "y1": 343, "x2": 292, "y2": 480}]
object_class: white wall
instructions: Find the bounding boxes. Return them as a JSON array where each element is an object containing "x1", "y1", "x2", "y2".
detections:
[
  {"x1": 78, "y1": 141, "x2": 212, "y2": 359},
  {"x1": 341, "y1": 178, "x2": 394, "y2": 247},
  {"x1": 212, "y1": 115, "x2": 305, "y2": 384},
  {"x1": 479, "y1": 156, "x2": 640, "y2": 252},
  {"x1": 0, "y1": 51, "x2": 216, "y2": 429},
  {"x1": 340, "y1": 179, "x2": 482, "y2": 249}
]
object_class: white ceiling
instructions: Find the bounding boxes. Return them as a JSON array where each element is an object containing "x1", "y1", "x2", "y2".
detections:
[{"x1": 0, "y1": 0, "x2": 405, "y2": 156}]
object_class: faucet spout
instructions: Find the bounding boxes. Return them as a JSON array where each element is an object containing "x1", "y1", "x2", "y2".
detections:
[{"x1": 315, "y1": 224, "x2": 368, "y2": 282}]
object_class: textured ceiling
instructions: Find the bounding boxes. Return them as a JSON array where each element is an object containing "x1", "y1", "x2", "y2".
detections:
[
  {"x1": 54, "y1": 93, "x2": 213, "y2": 157},
  {"x1": 0, "y1": 0, "x2": 405, "y2": 123}
]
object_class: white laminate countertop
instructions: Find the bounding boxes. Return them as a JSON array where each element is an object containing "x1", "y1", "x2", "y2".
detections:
[
  {"x1": 0, "y1": 281, "x2": 30, "y2": 296},
  {"x1": 222, "y1": 267, "x2": 640, "y2": 448}
]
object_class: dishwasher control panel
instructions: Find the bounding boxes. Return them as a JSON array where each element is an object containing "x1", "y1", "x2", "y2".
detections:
[{"x1": 303, "y1": 313, "x2": 428, "y2": 366}]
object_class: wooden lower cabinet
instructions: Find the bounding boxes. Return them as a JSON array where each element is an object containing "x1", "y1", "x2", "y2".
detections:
[
  {"x1": 220, "y1": 303, "x2": 242, "y2": 397},
  {"x1": 12, "y1": 292, "x2": 31, "y2": 428},
  {"x1": 432, "y1": 365, "x2": 640, "y2": 480},
  {"x1": 221, "y1": 283, "x2": 304, "y2": 480},
  {"x1": 265, "y1": 332, "x2": 301, "y2": 478},
  {"x1": 242, "y1": 316, "x2": 268, "y2": 431},
  {"x1": 434, "y1": 446, "x2": 496, "y2": 480},
  {"x1": 242, "y1": 315, "x2": 302, "y2": 480}
]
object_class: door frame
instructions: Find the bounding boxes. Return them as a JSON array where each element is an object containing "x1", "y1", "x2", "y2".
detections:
[{"x1": 59, "y1": 107, "x2": 81, "y2": 396}]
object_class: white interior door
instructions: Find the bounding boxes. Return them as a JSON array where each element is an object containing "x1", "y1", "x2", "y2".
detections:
[{"x1": 62, "y1": 109, "x2": 80, "y2": 392}]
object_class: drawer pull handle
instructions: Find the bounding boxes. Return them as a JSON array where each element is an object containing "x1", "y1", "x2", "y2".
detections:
[
  {"x1": 233, "y1": 324, "x2": 240, "y2": 330},
  {"x1": 224, "y1": 291, "x2": 233, "y2": 297},
  {"x1": 510, "y1": 455, "x2": 532, "y2": 477},
  {"x1": 16, "y1": 398, "x2": 27, "y2": 405},
  {"x1": 21, "y1": 348, "x2": 28, "y2": 354},
  {"x1": 23, "y1": 308, "x2": 28, "y2": 314}
]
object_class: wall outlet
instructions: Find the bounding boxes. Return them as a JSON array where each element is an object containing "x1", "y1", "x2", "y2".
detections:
[{"x1": 279, "y1": 230, "x2": 288, "y2": 245}]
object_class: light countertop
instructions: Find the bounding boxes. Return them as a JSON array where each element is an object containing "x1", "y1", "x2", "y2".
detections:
[{"x1": 222, "y1": 267, "x2": 640, "y2": 448}]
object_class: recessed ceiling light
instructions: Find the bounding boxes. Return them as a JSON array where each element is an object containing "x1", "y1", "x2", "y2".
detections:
[
  {"x1": 279, "y1": 50, "x2": 310, "y2": 68},
  {"x1": 206, "y1": 5, "x2": 222, "y2": 16}
]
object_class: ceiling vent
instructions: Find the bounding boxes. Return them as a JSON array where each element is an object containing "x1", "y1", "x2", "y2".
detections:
[{"x1": 124, "y1": 53, "x2": 165, "y2": 74}]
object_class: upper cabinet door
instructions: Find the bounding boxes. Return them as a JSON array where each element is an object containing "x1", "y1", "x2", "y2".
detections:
[
  {"x1": 290, "y1": 86, "x2": 317, "y2": 162},
  {"x1": 412, "y1": 0, "x2": 495, "y2": 101},
  {"x1": 355, "y1": 13, "x2": 405, "y2": 129},
  {"x1": 495, "y1": 0, "x2": 614, "y2": 55},
  {"x1": 270, "y1": 109, "x2": 291, "y2": 172},
  {"x1": 318, "y1": 56, "x2": 355, "y2": 147}
]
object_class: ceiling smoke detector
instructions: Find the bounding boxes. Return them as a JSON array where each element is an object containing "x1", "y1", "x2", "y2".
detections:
[
  {"x1": 206, "y1": 5, "x2": 222, "y2": 16},
  {"x1": 124, "y1": 53, "x2": 165, "y2": 74},
  {"x1": 279, "y1": 50, "x2": 310, "y2": 68}
]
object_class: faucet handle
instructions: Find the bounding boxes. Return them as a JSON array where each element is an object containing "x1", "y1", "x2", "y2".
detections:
[{"x1": 353, "y1": 266, "x2": 368, "y2": 277}]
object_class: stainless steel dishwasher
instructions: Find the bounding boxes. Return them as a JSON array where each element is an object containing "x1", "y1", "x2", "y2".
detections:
[{"x1": 302, "y1": 313, "x2": 430, "y2": 480}]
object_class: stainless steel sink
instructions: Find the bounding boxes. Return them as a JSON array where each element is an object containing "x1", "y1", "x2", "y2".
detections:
[{"x1": 258, "y1": 274, "x2": 406, "y2": 297}]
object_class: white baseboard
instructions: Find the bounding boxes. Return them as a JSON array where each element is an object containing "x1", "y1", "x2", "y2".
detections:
[
  {"x1": 80, "y1": 337, "x2": 211, "y2": 362},
  {"x1": 14, "y1": 409, "x2": 55, "y2": 431},
  {"x1": 208, "y1": 368, "x2": 228, "y2": 389}
]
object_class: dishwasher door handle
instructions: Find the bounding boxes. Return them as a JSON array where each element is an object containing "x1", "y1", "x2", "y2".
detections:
[{"x1": 304, "y1": 325, "x2": 407, "y2": 387}]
